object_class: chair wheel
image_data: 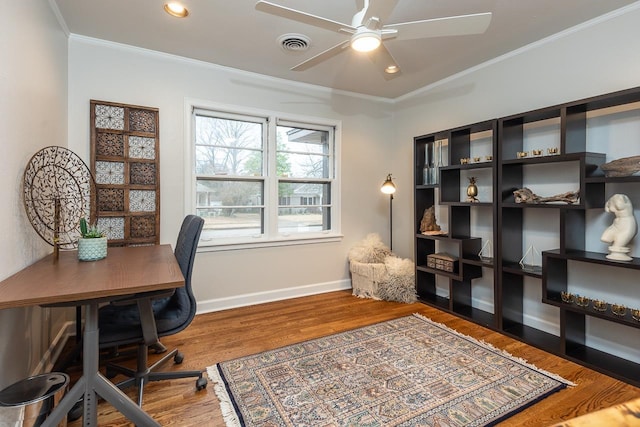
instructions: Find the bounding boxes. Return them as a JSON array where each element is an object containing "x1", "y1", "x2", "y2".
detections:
[
  {"x1": 68, "y1": 399, "x2": 83, "y2": 421},
  {"x1": 174, "y1": 351, "x2": 184, "y2": 364},
  {"x1": 196, "y1": 377, "x2": 207, "y2": 391}
]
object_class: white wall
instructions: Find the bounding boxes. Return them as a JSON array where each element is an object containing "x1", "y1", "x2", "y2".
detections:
[
  {"x1": 392, "y1": 4, "x2": 640, "y2": 359},
  {"x1": 0, "y1": 0, "x2": 68, "y2": 387},
  {"x1": 393, "y1": 4, "x2": 640, "y2": 257},
  {"x1": 67, "y1": 38, "x2": 395, "y2": 310}
]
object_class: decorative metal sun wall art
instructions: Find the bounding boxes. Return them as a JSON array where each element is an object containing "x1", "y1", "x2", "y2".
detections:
[{"x1": 23, "y1": 146, "x2": 95, "y2": 255}]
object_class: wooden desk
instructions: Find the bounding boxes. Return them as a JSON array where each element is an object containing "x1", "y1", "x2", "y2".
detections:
[{"x1": 0, "y1": 245, "x2": 184, "y2": 427}]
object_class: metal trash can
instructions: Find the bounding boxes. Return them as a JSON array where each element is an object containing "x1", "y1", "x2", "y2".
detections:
[{"x1": 0, "y1": 373, "x2": 68, "y2": 427}]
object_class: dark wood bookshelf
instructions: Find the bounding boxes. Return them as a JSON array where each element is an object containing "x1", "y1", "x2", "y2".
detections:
[
  {"x1": 415, "y1": 85, "x2": 640, "y2": 388},
  {"x1": 414, "y1": 119, "x2": 498, "y2": 330},
  {"x1": 565, "y1": 345, "x2": 640, "y2": 387},
  {"x1": 501, "y1": 321, "x2": 563, "y2": 355}
]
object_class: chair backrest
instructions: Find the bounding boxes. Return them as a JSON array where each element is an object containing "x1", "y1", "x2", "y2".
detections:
[{"x1": 157, "y1": 215, "x2": 204, "y2": 336}]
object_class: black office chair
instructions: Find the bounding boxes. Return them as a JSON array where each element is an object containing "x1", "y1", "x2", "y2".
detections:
[{"x1": 97, "y1": 215, "x2": 207, "y2": 405}]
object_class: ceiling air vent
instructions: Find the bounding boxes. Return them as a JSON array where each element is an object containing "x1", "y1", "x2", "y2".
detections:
[{"x1": 278, "y1": 33, "x2": 311, "y2": 53}]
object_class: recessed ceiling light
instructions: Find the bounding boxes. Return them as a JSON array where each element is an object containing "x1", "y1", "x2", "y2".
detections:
[
  {"x1": 385, "y1": 65, "x2": 400, "y2": 74},
  {"x1": 164, "y1": 2, "x2": 189, "y2": 18}
]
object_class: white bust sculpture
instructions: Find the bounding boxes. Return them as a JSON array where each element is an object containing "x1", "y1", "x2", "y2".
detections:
[{"x1": 600, "y1": 194, "x2": 637, "y2": 261}]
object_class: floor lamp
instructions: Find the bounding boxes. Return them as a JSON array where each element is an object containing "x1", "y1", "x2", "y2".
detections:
[{"x1": 380, "y1": 174, "x2": 396, "y2": 250}]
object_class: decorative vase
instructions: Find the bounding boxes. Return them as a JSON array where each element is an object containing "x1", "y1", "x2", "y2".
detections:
[
  {"x1": 423, "y1": 145, "x2": 431, "y2": 185},
  {"x1": 431, "y1": 140, "x2": 444, "y2": 185},
  {"x1": 423, "y1": 165, "x2": 431, "y2": 185},
  {"x1": 77, "y1": 237, "x2": 108, "y2": 261}
]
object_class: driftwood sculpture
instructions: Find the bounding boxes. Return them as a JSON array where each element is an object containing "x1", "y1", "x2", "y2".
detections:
[
  {"x1": 420, "y1": 206, "x2": 445, "y2": 235},
  {"x1": 514, "y1": 188, "x2": 579, "y2": 204},
  {"x1": 600, "y1": 155, "x2": 640, "y2": 177}
]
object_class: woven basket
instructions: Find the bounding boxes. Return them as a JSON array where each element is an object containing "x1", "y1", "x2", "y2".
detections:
[{"x1": 349, "y1": 260, "x2": 388, "y2": 299}]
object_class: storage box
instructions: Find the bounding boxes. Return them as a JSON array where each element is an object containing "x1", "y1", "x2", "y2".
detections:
[{"x1": 427, "y1": 252, "x2": 458, "y2": 273}]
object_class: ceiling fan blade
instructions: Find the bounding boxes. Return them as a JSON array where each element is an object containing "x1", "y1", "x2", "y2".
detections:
[
  {"x1": 358, "y1": 0, "x2": 399, "y2": 28},
  {"x1": 256, "y1": 1, "x2": 355, "y2": 34},
  {"x1": 368, "y1": 43, "x2": 401, "y2": 80},
  {"x1": 291, "y1": 40, "x2": 351, "y2": 71},
  {"x1": 386, "y1": 12, "x2": 492, "y2": 40}
]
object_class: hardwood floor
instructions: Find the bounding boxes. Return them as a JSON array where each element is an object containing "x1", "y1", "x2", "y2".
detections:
[{"x1": 64, "y1": 290, "x2": 639, "y2": 426}]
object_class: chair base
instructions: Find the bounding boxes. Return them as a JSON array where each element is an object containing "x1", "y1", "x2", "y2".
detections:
[
  {"x1": 106, "y1": 344, "x2": 207, "y2": 406},
  {"x1": 68, "y1": 344, "x2": 207, "y2": 421}
]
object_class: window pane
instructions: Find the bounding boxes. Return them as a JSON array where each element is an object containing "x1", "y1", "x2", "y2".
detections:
[
  {"x1": 196, "y1": 179, "x2": 264, "y2": 238},
  {"x1": 278, "y1": 207, "x2": 330, "y2": 233},
  {"x1": 277, "y1": 126, "x2": 330, "y2": 179},
  {"x1": 278, "y1": 153, "x2": 328, "y2": 179},
  {"x1": 197, "y1": 180, "x2": 263, "y2": 207},
  {"x1": 198, "y1": 207, "x2": 263, "y2": 238},
  {"x1": 278, "y1": 182, "x2": 330, "y2": 233},
  {"x1": 195, "y1": 115, "x2": 263, "y2": 176},
  {"x1": 278, "y1": 182, "x2": 330, "y2": 205}
]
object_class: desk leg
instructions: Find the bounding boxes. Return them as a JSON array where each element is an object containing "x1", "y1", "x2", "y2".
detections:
[
  {"x1": 41, "y1": 302, "x2": 160, "y2": 427},
  {"x1": 81, "y1": 305, "x2": 99, "y2": 426}
]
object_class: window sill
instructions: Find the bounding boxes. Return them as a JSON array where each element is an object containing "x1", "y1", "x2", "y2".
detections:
[{"x1": 197, "y1": 233, "x2": 344, "y2": 252}]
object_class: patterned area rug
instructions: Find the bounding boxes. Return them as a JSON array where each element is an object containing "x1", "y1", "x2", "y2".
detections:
[{"x1": 208, "y1": 314, "x2": 573, "y2": 426}]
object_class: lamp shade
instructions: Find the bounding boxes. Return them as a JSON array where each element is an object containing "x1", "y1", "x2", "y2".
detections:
[{"x1": 380, "y1": 174, "x2": 396, "y2": 194}]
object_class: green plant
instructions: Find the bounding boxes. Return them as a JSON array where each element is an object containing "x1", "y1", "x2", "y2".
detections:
[{"x1": 79, "y1": 218, "x2": 105, "y2": 238}]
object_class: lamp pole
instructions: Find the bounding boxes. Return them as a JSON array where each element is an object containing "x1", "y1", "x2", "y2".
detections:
[
  {"x1": 389, "y1": 192, "x2": 393, "y2": 250},
  {"x1": 380, "y1": 174, "x2": 396, "y2": 251}
]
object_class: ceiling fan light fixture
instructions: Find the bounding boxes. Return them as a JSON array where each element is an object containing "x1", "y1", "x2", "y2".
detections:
[
  {"x1": 350, "y1": 30, "x2": 381, "y2": 52},
  {"x1": 164, "y1": 2, "x2": 189, "y2": 18}
]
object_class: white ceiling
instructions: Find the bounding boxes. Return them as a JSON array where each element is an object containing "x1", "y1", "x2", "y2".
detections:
[{"x1": 53, "y1": 0, "x2": 637, "y2": 99}]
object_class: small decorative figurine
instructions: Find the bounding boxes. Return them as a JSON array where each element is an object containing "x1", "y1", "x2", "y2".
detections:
[
  {"x1": 478, "y1": 240, "x2": 493, "y2": 262},
  {"x1": 600, "y1": 155, "x2": 640, "y2": 177},
  {"x1": 600, "y1": 194, "x2": 637, "y2": 261},
  {"x1": 519, "y1": 245, "x2": 541, "y2": 273},
  {"x1": 513, "y1": 188, "x2": 579, "y2": 204},
  {"x1": 466, "y1": 177, "x2": 479, "y2": 203},
  {"x1": 420, "y1": 206, "x2": 446, "y2": 235}
]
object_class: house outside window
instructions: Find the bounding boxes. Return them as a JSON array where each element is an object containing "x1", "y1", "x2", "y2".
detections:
[{"x1": 187, "y1": 101, "x2": 341, "y2": 250}]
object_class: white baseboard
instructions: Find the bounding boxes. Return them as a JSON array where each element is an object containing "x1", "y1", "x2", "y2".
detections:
[
  {"x1": 471, "y1": 297, "x2": 495, "y2": 315},
  {"x1": 32, "y1": 321, "x2": 75, "y2": 376},
  {"x1": 37, "y1": 282, "x2": 352, "y2": 371},
  {"x1": 432, "y1": 293, "x2": 561, "y2": 335},
  {"x1": 523, "y1": 312, "x2": 560, "y2": 336},
  {"x1": 196, "y1": 279, "x2": 352, "y2": 314}
]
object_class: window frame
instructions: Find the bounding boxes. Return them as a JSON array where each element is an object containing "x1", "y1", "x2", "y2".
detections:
[{"x1": 185, "y1": 99, "x2": 342, "y2": 251}]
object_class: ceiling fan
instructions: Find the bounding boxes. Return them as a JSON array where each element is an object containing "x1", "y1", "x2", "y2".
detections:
[{"x1": 255, "y1": 0, "x2": 492, "y2": 78}]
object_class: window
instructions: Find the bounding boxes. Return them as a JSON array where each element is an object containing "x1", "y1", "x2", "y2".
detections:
[{"x1": 188, "y1": 102, "x2": 341, "y2": 249}]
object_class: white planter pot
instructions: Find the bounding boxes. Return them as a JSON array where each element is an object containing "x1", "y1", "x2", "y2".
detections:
[{"x1": 77, "y1": 237, "x2": 108, "y2": 261}]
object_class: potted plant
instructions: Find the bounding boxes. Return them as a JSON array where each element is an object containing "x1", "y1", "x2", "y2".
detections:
[{"x1": 77, "y1": 218, "x2": 107, "y2": 261}]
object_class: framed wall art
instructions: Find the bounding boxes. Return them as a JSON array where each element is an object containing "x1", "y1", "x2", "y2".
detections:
[{"x1": 90, "y1": 100, "x2": 160, "y2": 246}]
